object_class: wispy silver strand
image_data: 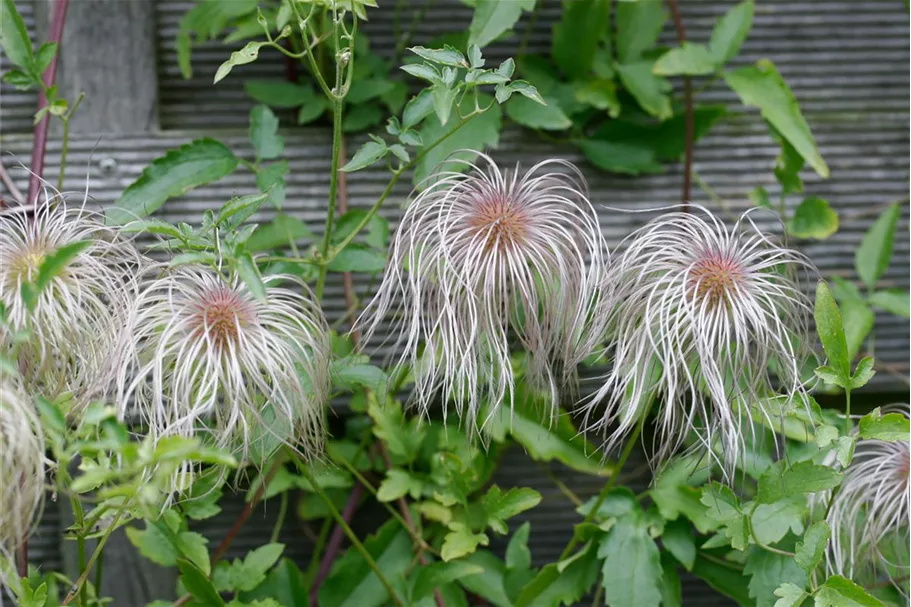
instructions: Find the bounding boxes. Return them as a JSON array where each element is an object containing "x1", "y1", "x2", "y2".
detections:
[
  {"x1": 0, "y1": 191, "x2": 143, "y2": 404},
  {"x1": 826, "y1": 405, "x2": 910, "y2": 597},
  {"x1": 113, "y1": 265, "x2": 331, "y2": 474},
  {"x1": 357, "y1": 153, "x2": 608, "y2": 435},
  {"x1": 584, "y1": 206, "x2": 814, "y2": 478}
]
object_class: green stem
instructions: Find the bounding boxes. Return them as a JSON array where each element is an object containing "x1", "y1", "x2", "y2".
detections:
[
  {"x1": 301, "y1": 467, "x2": 405, "y2": 607},
  {"x1": 844, "y1": 387, "x2": 852, "y2": 434},
  {"x1": 93, "y1": 547, "x2": 104, "y2": 598},
  {"x1": 55, "y1": 93, "x2": 84, "y2": 193},
  {"x1": 270, "y1": 491, "x2": 289, "y2": 544},
  {"x1": 315, "y1": 96, "x2": 344, "y2": 300},
  {"x1": 62, "y1": 507, "x2": 128, "y2": 606},
  {"x1": 305, "y1": 518, "x2": 333, "y2": 582},
  {"x1": 327, "y1": 111, "x2": 483, "y2": 264},
  {"x1": 559, "y1": 416, "x2": 645, "y2": 560}
]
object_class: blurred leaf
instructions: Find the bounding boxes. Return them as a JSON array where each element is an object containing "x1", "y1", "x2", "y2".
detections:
[
  {"x1": 691, "y1": 555, "x2": 752, "y2": 606},
  {"x1": 442, "y1": 525, "x2": 490, "y2": 563},
  {"x1": 506, "y1": 95, "x2": 571, "y2": 130},
  {"x1": 756, "y1": 461, "x2": 842, "y2": 504},
  {"x1": 743, "y1": 548, "x2": 806, "y2": 607},
  {"x1": 256, "y1": 160, "x2": 288, "y2": 209},
  {"x1": 859, "y1": 408, "x2": 910, "y2": 441},
  {"x1": 459, "y1": 551, "x2": 511, "y2": 607},
  {"x1": 20, "y1": 240, "x2": 91, "y2": 310},
  {"x1": 659, "y1": 553, "x2": 682, "y2": 607},
  {"x1": 247, "y1": 214, "x2": 314, "y2": 251},
  {"x1": 616, "y1": 62, "x2": 673, "y2": 121},
  {"x1": 787, "y1": 196, "x2": 838, "y2": 239},
  {"x1": 250, "y1": 105, "x2": 284, "y2": 161},
  {"x1": 468, "y1": 0, "x2": 535, "y2": 48},
  {"x1": 327, "y1": 243, "x2": 385, "y2": 273},
  {"x1": 343, "y1": 103, "x2": 383, "y2": 132},
  {"x1": 331, "y1": 356, "x2": 388, "y2": 403},
  {"x1": 413, "y1": 561, "x2": 484, "y2": 602},
  {"x1": 0, "y1": 0, "x2": 34, "y2": 74},
  {"x1": 839, "y1": 298, "x2": 874, "y2": 361},
  {"x1": 217, "y1": 192, "x2": 269, "y2": 229},
  {"x1": 794, "y1": 521, "x2": 829, "y2": 572},
  {"x1": 575, "y1": 79, "x2": 620, "y2": 116},
  {"x1": 653, "y1": 43, "x2": 716, "y2": 76},
  {"x1": 376, "y1": 469, "x2": 423, "y2": 502},
  {"x1": 708, "y1": 0, "x2": 754, "y2": 64},
  {"x1": 514, "y1": 541, "x2": 599, "y2": 607},
  {"x1": 368, "y1": 398, "x2": 424, "y2": 463},
  {"x1": 178, "y1": 559, "x2": 225, "y2": 607},
  {"x1": 245, "y1": 80, "x2": 317, "y2": 108},
  {"x1": 724, "y1": 60, "x2": 828, "y2": 177},
  {"x1": 235, "y1": 251, "x2": 267, "y2": 303},
  {"x1": 107, "y1": 138, "x2": 238, "y2": 224},
  {"x1": 855, "y1": 203, "x2": 901, "y2": 290},
  {"x1": 238, "y1": 559, "x2": 308, "y2": 606},
  {"x1": 814, "y1": 281, "x2": 850, "y2": 382},
  {"x1": 615, "y1": 0, "x2": 667, "y2": 63},
  {"x1": 870, "y1": 289, "x2": 910, "y2": 318},
  {"x1": 553, "y1": 0, "x2": 610, "y2": 78},
  {"x1": 661, "y1": 520, "x2": 696, "y2": 571}
]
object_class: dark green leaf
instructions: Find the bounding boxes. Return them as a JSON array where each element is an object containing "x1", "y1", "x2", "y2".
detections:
[
  {"x1": 514, "y1": 541, "x2": 599, "y2": 607},
  {"x1": 505, "y1": 522, "x2": 532, "y2": 572},
  {"x1": 107, "y1": 138, "x2": 238, "y2": 224},
  {"x1": 403, "y1": 89, "x2": 434, "y2": 128},
  {"x1": 787, "y1": 196, "x2": 839, "y2": 240},
  {"x1": 247, "y1": 214, "x2": 314, "y2": 251},
  {"x1": 414, "y1": 562, "x2": 484, "y2": 602},
  {"x1": 661, "y1": 520, "x2": 696, "y2": 571},
  {"x1": 691, "y1": 555, "x2": 752, "y2": 607},
  {"x1": 0, "y1": 0, "x2": 34, "y2": 72},
  {"x1": 468, "y1": 0, "x2": 535, "y2": 49},
  {"x1": 616, "y1": 61, "x2": 673, "y2": 120},
  {"x1": 331, "y1": 356, "x2": 388, "y2": 402},
  {"x1": 256, "y1": 160, "x2": 288, "y2": 209},
  {"x1": 298, "y1": 98, "x2": 327, "y2": 125},
  {"x1": 756, "y1": 461, "x2": 843, "y2": 504},
  {"x1": 855, "y1": 203, "x2": 901, "y2": 290},
  {"x1": 347, "y1": 78, "x2": 395, "y2": 105},
  {"x1": 327, "y1": 243, "x2": 385, "y2": 273},
  {"x1": 659, "y1": 553, "x2": 682, "y2": 607},
  {"x1": 615, "y1": 0, "x2": 666, "y2": 63},
  {"x1": 653, "y1": 43, "x2": 716, "y2": 76},
  {"x1": 650, "y1": 456, "x2": 716, "y2": 534},
  {"x1": 599, "y1": 509, "x2": 663, "y2": 607},
  {"x1": 505, "y1": 95, "x2": 570, "y2": 130},
  {"x1": 743, "y1": 548, "x2": 807, "y2": 607},
  {"x1": 814, "y1": 280, "x2": 851, "y2": 382},
  {"x1": 795, "y1": 521, "x2": 829, "y2": 572},
  {"x1": 579, "y1": 139, "x2": 662, "y2": 175},
  {"x1": 341, "y1": 140, "x2": 388, "y2": 172},
  {"x1": 859, "y1": 408, "x2": 910, "y2": 442},
  {"x1": 724, "y1": 61, "x2": 828, "y2": 177},
  {"x1": 213, "y1": 543, "x2": 285, "y2": 592},
  {"x1": 343, "y1": 103, "x2": 384, "y2": 133},
  {"x1": 708, "y1": 1, "x2": 754, "y2": 64},
  {"x1": 870, "y1": 289, "x2": 910, "y2": 318},
  {"x1": 815, "y1": 575, "x2": 885, "y2": 607},
  {"x1": 245, "y1": 80, "x2": 317, "y2": 108},
  {"x1": 178, "y1": 558, "x2": 225, "y2": 607},
  {"x1": 459, "y1": 551, "x2": 511, "y2": 607},
  {"x1": 238, "y1": 559, "x2": 308, "y2": 607},
  {"x1": 552, "y1": 0, "x2": 610, "y2": 78}
]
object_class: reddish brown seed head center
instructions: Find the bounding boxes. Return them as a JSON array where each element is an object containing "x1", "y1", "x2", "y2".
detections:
[
  {"x1": 192, "y1": 287, "x2": 254, "y2": 349},
  {"x1": 689, "y1": 253, "x2": 743, "y2": 306},
  {"x1": 467, "y1": 194, "x2": 528, "y2": 252}
]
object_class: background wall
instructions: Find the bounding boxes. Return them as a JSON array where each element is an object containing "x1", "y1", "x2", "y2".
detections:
[{"x1": 1, "y1": 0, "x2": 908, "y2": 604}]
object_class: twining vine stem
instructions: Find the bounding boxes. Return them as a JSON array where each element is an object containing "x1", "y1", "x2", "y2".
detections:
[{"x1": 665, "y1": 0, "x2": 695, "y2": 209}]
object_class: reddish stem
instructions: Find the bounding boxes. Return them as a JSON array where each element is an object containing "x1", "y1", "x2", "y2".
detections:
[
  {"x1": 666, "y1": 0, "x2": 694, "y2": 209},
  {"x1": 27, "y1": 0, "x2": 70, "y2": 203},
  {"x1": 309, "y1": 482, "x2": 363, "y2": 606}
]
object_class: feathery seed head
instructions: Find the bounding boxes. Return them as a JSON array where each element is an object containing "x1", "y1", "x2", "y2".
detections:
[
  {"x1": 357, "y1": 153, "x2": 608, "y2": 435},
  {"x1": 586, "y1": 206, "x2": 815, "y2": 478},
  {"x1": 0, "y1": 377, "x2": 45, "y2": 553},
  {"x1": 826, "y1": 405, "x2": 910, "y2": 595},
  {"x1": 114, "y1": 265, "x2": 331, "y2": 468},
  {"x1": 0, "y1": 197, "x2": 143, "y2": 403}
]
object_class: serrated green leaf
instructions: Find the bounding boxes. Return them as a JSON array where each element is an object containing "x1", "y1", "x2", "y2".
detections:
[
  {"x1": 725, "y1": 60, "x2": 828, "y2": 177},
  {"x1": 856, "y1": 203, "x2": 901, "y2": 290},
  {"x1": 442, "y1": 524, "x2": 489, "y2": 562},
  {"x1": 794, "y1": 521, "x2": 829, "y2": 572},
  {"x1": 409, "y1": 45, "x2": 467, "y2": 67},
  {"x1": 598, "y1": 509, "x2": 663, "y2": 607},
  {"x1": 859, "y1": 408, "x2": 910, "y2": 441},
  {"x1": 773, "y1": 582, "x2": 808, "y2": 607},
  {"x1": 744, "y1": 547, "x2": 807, "y2": 607},
  {"x1": 402, "y1": 89, "x2": 434, "y2": 128},
  {"x1": 327, "y1": 243, "x2": 385, "y2": 273},
  {"x1": 107, "y1": 138, "x2": 238, "y2": 224},
  {"x1": 246, "y1": 212, "x2": 313, "y2": 252},
  {"x1": 481, "y1": 486, "x2": 541, "y2": 534},
  {"x1": 756, "y1": 461, "x2": 843, "y2": 504},
  {"x1": 708, "y1": 1, "x2": 754, "y2": 64},
  {"x1": 701, "y1": 483, "x2": 748, "y2": 550},
  {"x1": 814, "y1": 280, "x2": 851, "y2": 382},
  {"x1": 750, "y1": 496, "x2": 806, "y2": 545},
  {"x1": 376, "y1": 469, "x2": 423, "y2": 502},
  {"x1": 815, "y1": 575, "x2": 885, "y2": 606},
  {"x1": 340, "y1": 140, "x2": 388, "y2": 172},
  {"x1": 413, "y1": 561, "x2": 484, "y2": 602}
]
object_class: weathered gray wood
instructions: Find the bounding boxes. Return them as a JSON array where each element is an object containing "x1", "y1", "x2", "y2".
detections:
[{"x1": 35, "y1": 0, "x2": 159, "y2": 134}]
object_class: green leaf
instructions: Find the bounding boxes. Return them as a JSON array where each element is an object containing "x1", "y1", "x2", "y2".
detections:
[
  {"x1": 468, "y1": 0, "x2": 534, "y2": 49},
  {"x1": 217, "y1": 192, "x2": 269, "y2": 229},
  {"x1": 245, "y1": 80, "x2": 316, "y2": 108},
  {"x1": 331, "y1": 356, "x2": 388, "y2": 402},
  {"x1": 343, "y1": 103, "x2": 384, "y2": 133},
  {"x1": 859, "y1": 408, "x2": 910, "y2": 441},
  {"x1": 505, "y1": 95, "x2": 571, "y2": 130},
  {"x1": 773, "y1": 582, "x2": 809, "y2": 607},
  {"x1": 575, "y1": 79, "x2": 620, "y2": 116},
  {"x1": 661, "y1": 520, "x2": 696, "y2": 571},
  {"x1": 246, "y1": 214, "x2": 314, "y2": 251},
  {"x1": 653, "y1": 43, "x2": 716, "y2": 76},
  {"x1": 235, "y1": 251, "x2": 266, "y2": 303},
  {"x1": 120, "y1": 219, "x2": 184, "y2": 239},
  {"x1": 327, "y1": 243, "x2": 385, "y2": 273},
  {"x1": 341, "y1": 140, "x2": 388, "y2": 172},
  {"x1": 552, "y1": 0, "x2": 610, "y2": 78},
  {"x1": 599, "y1": 509, "x2": 663, "y2": 607},
  {"x1": 237, "y1": 559, "x2": 308, "y2": 607},
  {"x1": 431, "y1": 84, "x2": 458, "y2": 126},
  {"x1": 651, "y1": 456, "x2": 716, "y2": 534},
  {"x1": 215, "y1": 40, "x2": 268, "y2": 83},
  {"x1": 794, "y1": 521, "x2": 829, "y2": 572},
  {"x1": 616, "y1": 61, "x2": 673, "y2": 121},
  {"x1": 320, "y1": 521, "x2": 411, "y2": 607},
  {"x1": 691, "y1": 554, "x2": 753, "y2": 607},
  {"x1": 481, "y1": 486, "x2": 542, "y2": 534},
  {"x1": 615, "y1": 0, "x2": 667, "y2": 63},
  {"x1": 413, "y1": 561, "x2": 484, "y2": 602},
  {"x1": 214, "y1": 543, "x2": 285, "y2": 592},
  {"x1": 442, "y1": 524, "x2": 490, "y2": 562},
  {"x1": 855, "y1": 203, "x2": 901, "y2": 290},
  {"x1": 414, "y1": 95, "x2": 501, "y2": 185},
  {"x1": 744, "y1": 548, "x2": 807, "y2": 607},
  {"x1": 376, "y1": 469, "x2": 423, "y2": 502},
  {"x1": 0, "y1": 0, "x2": 34, "y2": 72},
  {"x1": 126, "y1": 521, "x2": 179, "y2": 567},
  {"x1": 107, "y1": 138, "x2": 238, "y2": 224},
  {"x1": 409, "y1": 45, "x2": 467, "y2": 67},
  {"x1": 298, "y1": 97, "x2": 328, "y2": 125},
  {"x1": 700, "y1": 483, "x2": 748, "y2": 550},
  {"x1": 250, "y1": 105, "x2": 284, "y2": 161},
  {"x1": 506, "y1": 522, "x2": 532, "y2": 572},
  {"x1": 870, "y1": 289, "x2": 910, "y2": 318},
  {"x1": 368, "y1": 398, "x2": 424, "y2": 463},
  {"x1": 787, "y1": 197, "x2": 839, "y2": 240},
  {"x1": 459, "y1": 552, "x2": 512, "y2": 607},
  {"x1": 750, "y1": 186, "x2": 772, "y2": 209},
  {"x1": 256, "y1": 160, "x2": 288, "y2": 209},
  {"x1": 814, "y1": 575, "x2": 885, "y2": 607},
  {"x1": 814, "y1": 280, "x2": 851, "y2": 382},
  {"x1": 514, "y1": 541, "x2": 599, "y2": 607},
  {"x1": 403, "y1": 89, "x2": 434, "y2": 128},
  {"x1": 659, "y1": 553, "x2": 682, "y2": 607},
  {"x1": 840, "y1": 298, "x2": 874, "y2": 362},
  {"x1": 579, "y1": 139, "x2": 662, "y2": 175},
  {"x1": 708, "y1": 1, "x2": 754, "y2": 65},
  {"x1": 750, "y1": 496, "x2": 806, "y2": 545},
  {"x1": 178, "y1": 558, "x2": 225, "y2": 607},
  {"x1": 756, "y1": 461, "x2": 843, "y2": 504},
  {"x1": 724, "y1": 61, "x2": 828, "y2": 177}
]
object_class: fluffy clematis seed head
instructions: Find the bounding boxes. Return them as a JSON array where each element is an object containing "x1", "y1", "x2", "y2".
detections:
[
  {"x1": 114, "y1": 265, "x2": 331, "y2": 469},
  {"x1": 584, "y1": 206, "x2": 814, "y2": 478},
  {"x1": 356, "y1": 153, "x2": 608, "y2": 435},
  {"x1": 0, "y1": 196, "x2": 143, "y2": 403},
  {"x1": 0, "y1": 376, "x2": 45, "y2": 554},
  {"x1": 825, "y1": 405, "x2": 910, "y2": 597}
]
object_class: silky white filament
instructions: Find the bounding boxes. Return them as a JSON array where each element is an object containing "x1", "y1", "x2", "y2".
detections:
[
  {"x1": 585, "y1": 206, "x2": 814, "y2": 478},
  {"x1": 113, "y1": 265, "x2": 331, "y2": 468},
  {"x1": 357, "y1": 152, "x2": 608, "y2": 436}
]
